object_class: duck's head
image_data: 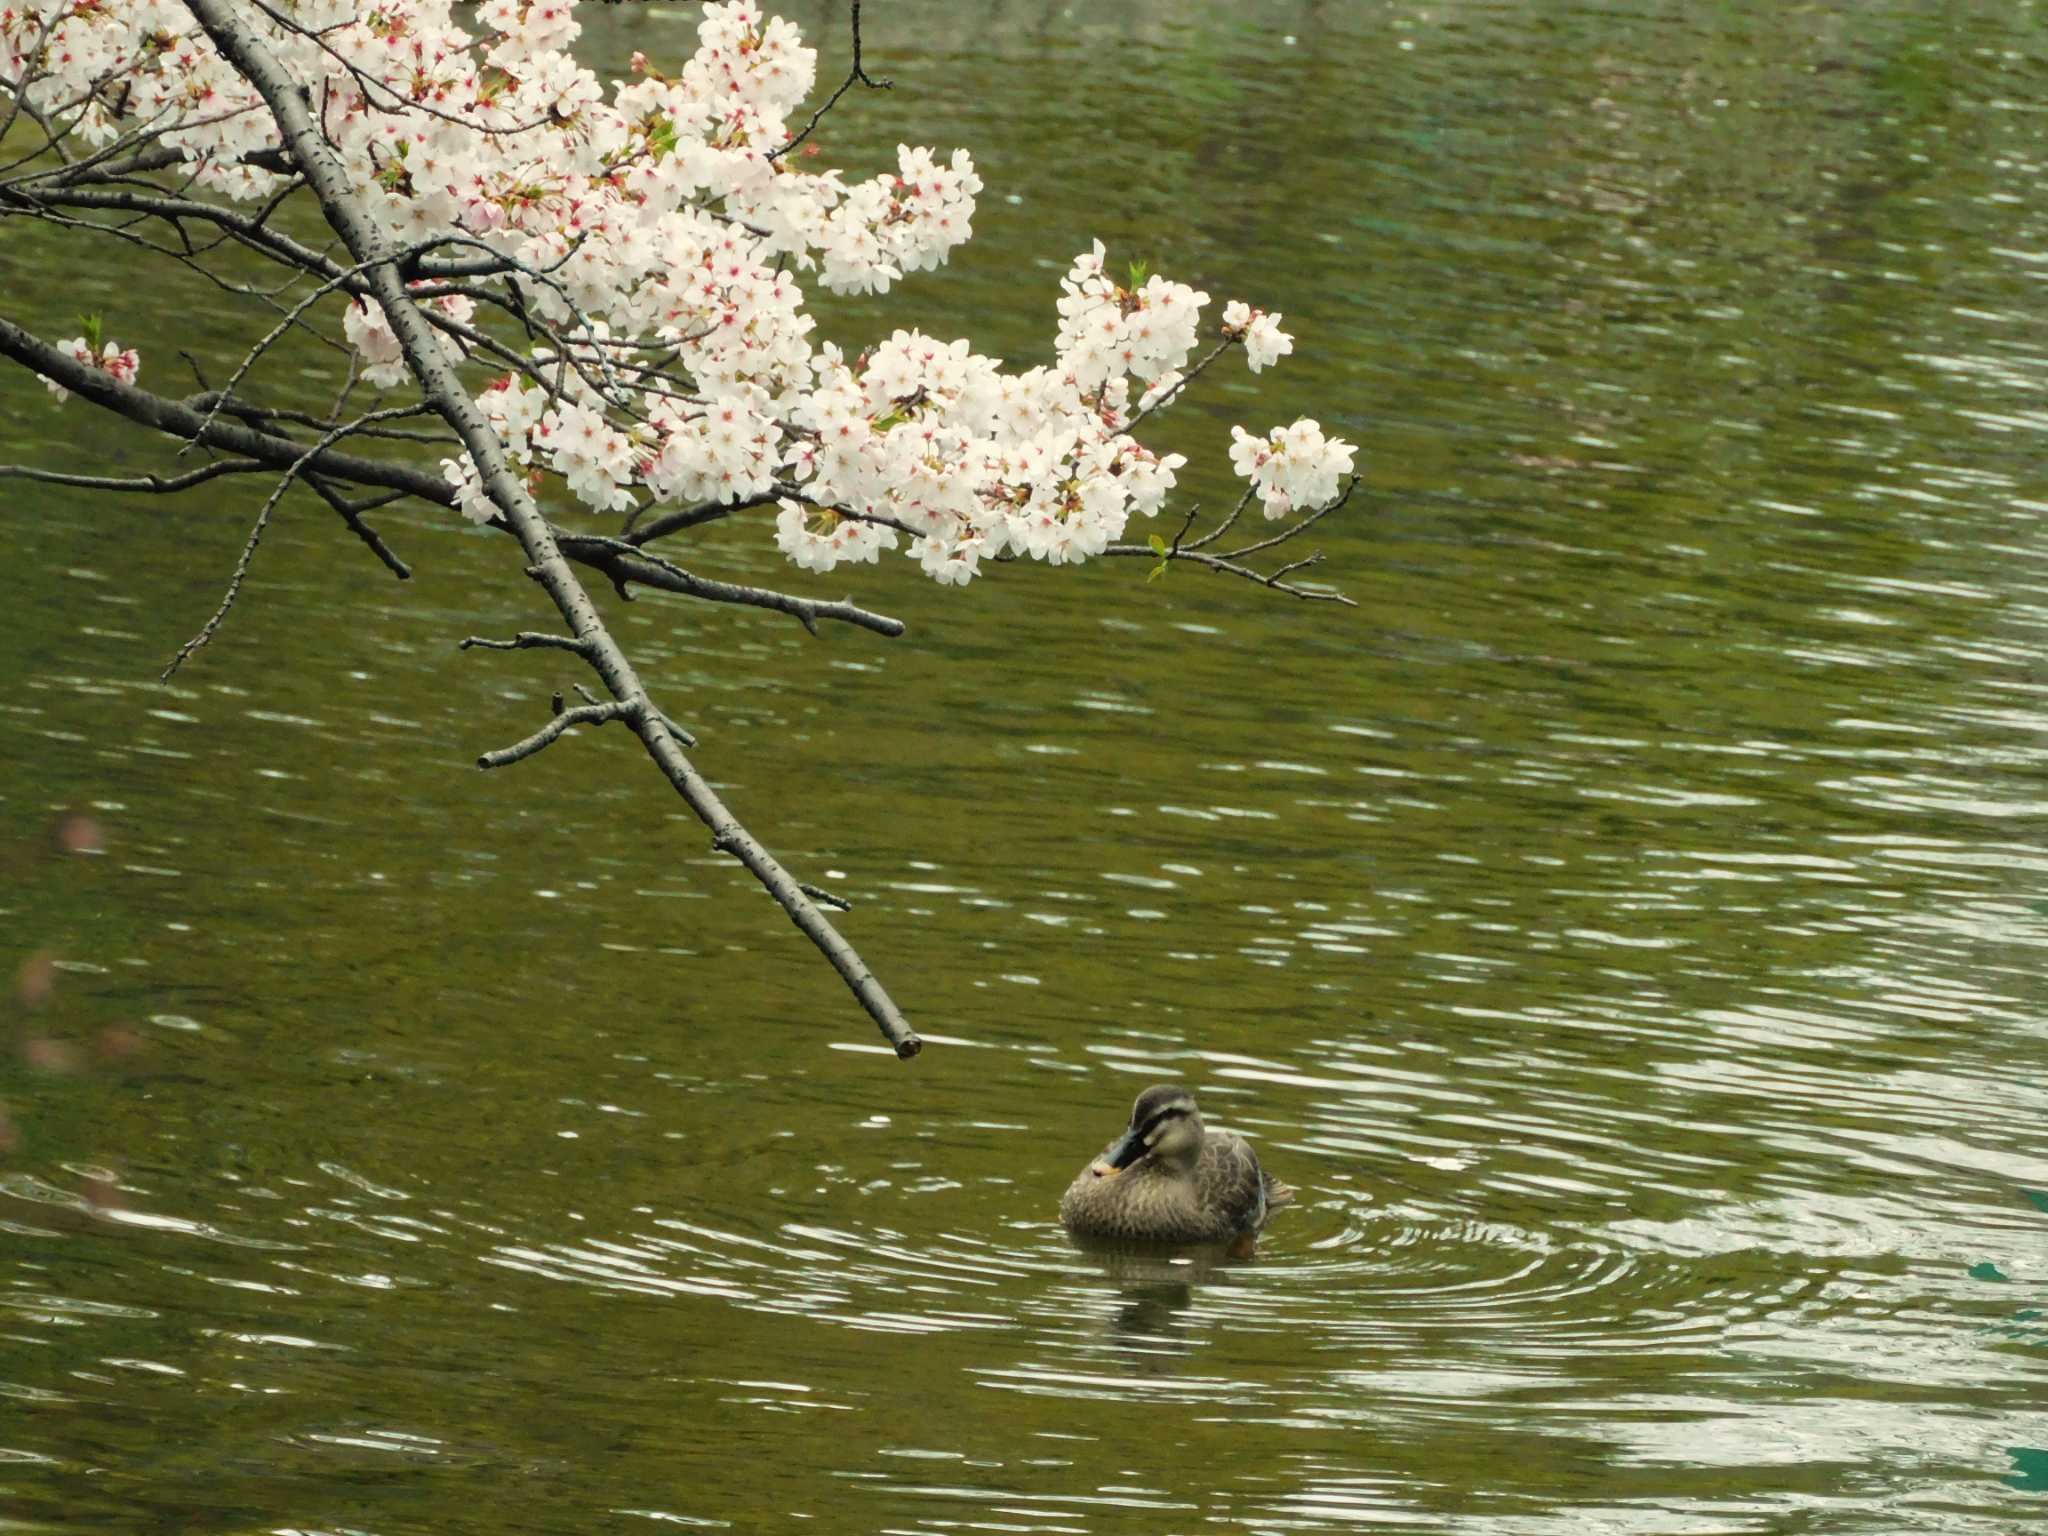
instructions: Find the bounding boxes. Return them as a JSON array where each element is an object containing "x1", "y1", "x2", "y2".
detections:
[{"x1": 1090, "y1": 1084, "x2": 1205, "y2": 1177}]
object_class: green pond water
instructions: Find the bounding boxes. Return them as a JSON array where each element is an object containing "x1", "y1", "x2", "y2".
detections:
[{"x1": 4, "y1": 1, "x2": 2048, "y2": 1530}]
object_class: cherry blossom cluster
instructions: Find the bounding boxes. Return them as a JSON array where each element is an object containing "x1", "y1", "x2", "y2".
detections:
[
  {"x1": 1229, "y1": 419, "x2": 1357, "y2": 519},
  {"x1": 7, "y1": 0, "x2": 1358, "y2": 585},
  {"x1": 772, "y1": 297, "x2": 1196, "y2": 582},
  {"x1": 1055, "y1": 241, "x2": 1207, "y2": 390},
  {"x1": 1222, "y1": 300, "x2": 1295, "y2": 373},
  {"x1": 343, "y1": 293, "x2": 477, "y2": 389},
  {"x1": 37, "y1": 335, "x2": 138, "y2": 402}
]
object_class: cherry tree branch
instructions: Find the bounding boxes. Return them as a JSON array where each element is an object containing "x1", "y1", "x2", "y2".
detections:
[
  {"x1": 624, "y1": 488, "x2": 781, "y2": 545},
  {"x1": 554, "y1": 533, "x2": 906, "y2": 637},
  {"x1": 1217, "y1": 475, "x2": 1361, "y2": 562},
  {"x1": 1125, "y1": 338, "x2": 1234, "y2": 431},
  {"x1": 0, "y1": 311, "x2": 893, "y2": 633},
  {"x1": 1102, "y1": 539, "x2": 1358, "y2": 605},
  {"x1": 301, "y1": 475, "x2": 414, "y2": 579},
  {"x1": 1187, "y1": 484, "x2": 1258, "y2": 551},
  {"x1": 182, "y1": 0, "x2": 920, "y2": 1058},
  {"x1": 476, "y1": 699, "x2": 634, "y2": 769},
  {"x1": 0, "y1": 312, "x2": 454, "y2": 500},
  {"x1": 0, "y1": 185, "x2": 568, "y2": 387},
  {"x1": 1104, "y1": 476, "x2": 1363, "y2": 606},
  {"x1": 0, "y1": 457, "x2": 268, "y2": 493}
]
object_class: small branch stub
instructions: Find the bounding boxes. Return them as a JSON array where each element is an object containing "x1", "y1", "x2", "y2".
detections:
[{"x1": 476, "y1": 701, "x2": 633, "y2": 769}]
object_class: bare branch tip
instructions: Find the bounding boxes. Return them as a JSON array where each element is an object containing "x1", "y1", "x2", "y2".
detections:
[
  {"x1": 798, "y1": 880, "x2": 853, "y2": 912},
  {"x1": 478, "y1": 699, "x2": 628, "y2": 769},
  {"x1": 653, "y1": 710, "x2": 697, "y2": 748}
]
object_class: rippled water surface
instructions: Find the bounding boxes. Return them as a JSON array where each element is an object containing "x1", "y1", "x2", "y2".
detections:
[{"x1": 5, "y1": 2, "x2": 2048, "y2": 1531}]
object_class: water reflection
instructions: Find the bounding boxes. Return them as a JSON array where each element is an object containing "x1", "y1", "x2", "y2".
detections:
[
  {"x1": 1063, "y1": 1237, "x2": 1251, "y2": 1360},
  {"x1": 9, "y1": 0, "x2": 2048, "y2": 1530}
]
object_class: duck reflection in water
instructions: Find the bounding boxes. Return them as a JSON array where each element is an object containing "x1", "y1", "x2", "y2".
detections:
[{"x1": 1059, "y1": 1085, "x2": 1295, "y2": 1355}]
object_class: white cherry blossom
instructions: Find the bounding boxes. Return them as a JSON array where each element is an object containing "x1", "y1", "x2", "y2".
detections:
[
  {"x1": 1229, "y1": 419, "x2": 1356, "y2": 519},
  {"x1": 38, "y1": 336, "x2": 139, "y2": 401},
  {"x1": 12, "y1": 0, "x2": 1352, "y2": 586},
  {"x1": 1223, "y1": 299, "x2": 1294, "y2": 373}
]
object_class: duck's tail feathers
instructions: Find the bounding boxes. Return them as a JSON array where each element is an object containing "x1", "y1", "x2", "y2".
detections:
[{"x1": 1264, "y1": 1176, "x2": 1297, "y2": 1210}]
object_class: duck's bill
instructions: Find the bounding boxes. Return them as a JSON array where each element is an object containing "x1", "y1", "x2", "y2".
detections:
[{"x1": 1100, "y1": 1127, "x2": 1147, "y2": 1172}]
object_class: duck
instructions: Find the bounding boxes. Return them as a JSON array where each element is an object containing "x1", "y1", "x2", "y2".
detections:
[{"x1": 1059, "y1": 1084, "x2": 1294, "y2": 1246}]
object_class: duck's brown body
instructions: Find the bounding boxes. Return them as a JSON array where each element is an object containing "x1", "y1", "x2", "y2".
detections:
[{"x1": 1059, "y1": 1084, "x2": 1293, "y2": 1245}]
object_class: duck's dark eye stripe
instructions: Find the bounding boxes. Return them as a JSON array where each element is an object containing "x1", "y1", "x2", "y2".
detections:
[{"x1": 1141, "y1": 1105, "x2": 1189, "y2": 1136}]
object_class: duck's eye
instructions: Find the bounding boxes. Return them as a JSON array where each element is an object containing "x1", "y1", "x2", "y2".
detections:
[{"x1": 1140, "y1": 1105, "x2": 1188, "y2": 1143}]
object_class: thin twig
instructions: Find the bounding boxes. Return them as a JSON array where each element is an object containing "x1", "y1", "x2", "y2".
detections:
[
  {"x1": 1220, "y1": 474, "x2": 1361, "y2": 561},
  {"x1": 625, "y1": 488, "x2": 780, "y2": 545},
  {"x1": 161, "y1": 402, "x2": 428, "y2": 679},
  {"x1": 0, "y1": 459, "x2": 267, "y2": 492},
  {"x1": 1102, "y1": 541, "x2": 1356, "y2": 606},
  {"x1": 555, "y1": 533, "x2": 905, "y2": 637},
  {"x1": 769, "y1": 0, "x2": 892, "y2": 162},
  {"x1": 180, "y1": 258, "x2": 415, "y2": 454},
  {"x1": 302, "y1": 474, "x2": 412, "y2": 578},
  {"x1": 1187, "y1": 483, "x2": 1258, "y2": 551},
  {"x1": 1125, "y1": 337, "x2": 1234, "y2": 431},
  {"x1": 477, "y1": 702, "x2": 633, "y2": 769},
  {"x1": 460, "y1": 632, "x2": 597, "y2": 658},
  {"x1": 188, "y1": 391, "x2": 458, "y2": 446}
]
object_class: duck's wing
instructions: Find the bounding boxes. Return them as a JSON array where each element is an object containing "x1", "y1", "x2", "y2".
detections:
[{"x1": 1199, "y1": 1133, "x2": 1276, "y2": 1232}]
